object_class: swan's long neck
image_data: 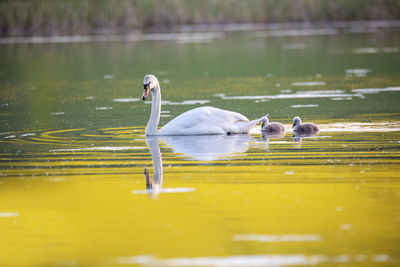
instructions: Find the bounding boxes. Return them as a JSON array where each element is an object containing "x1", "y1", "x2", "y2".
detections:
[
  {"x1": 145, "y1": 84, "x2": 161, "y2": 135},
  {"x1": 146, "y1": 137, "x2": 163, "y2": 192}
]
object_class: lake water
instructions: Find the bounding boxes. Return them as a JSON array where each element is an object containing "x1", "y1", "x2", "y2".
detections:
[{"x1": 0, "y1": 27, "x2": 400, "y2": 266}]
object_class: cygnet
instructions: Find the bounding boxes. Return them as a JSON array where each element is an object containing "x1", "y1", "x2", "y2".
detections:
[{"x1": 292, "y1": 116, "x2": 319, "y2": 134}]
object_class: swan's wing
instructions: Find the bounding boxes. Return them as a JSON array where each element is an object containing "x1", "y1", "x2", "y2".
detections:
[{"x1": 160, "y1": 106, "x2": 249, "y2": 135}]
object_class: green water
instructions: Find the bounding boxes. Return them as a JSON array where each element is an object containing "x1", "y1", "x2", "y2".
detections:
[{"x1": 0, "y1": 29, "x2": 400, "y2": 266}]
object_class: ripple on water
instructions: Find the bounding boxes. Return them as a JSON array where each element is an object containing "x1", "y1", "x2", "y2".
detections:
[
  {"x1": 352, "y1": 47, "x2": 399, "y2": 54},
  {"x1": 351, "y1": 86, "x2": 400, "y2": 94},
  {"x1": 0, "y1": 212, "x2": 19, "y2": 218},
  {"x1": 50, "y1": 146, "x2": 144, "y2": 152},
  {"x1": 20, "y1": 133, "x2": 35, "y2": 138},
  {"x1": 216, "y1": 86, "x2": 399, "y2": 101},
  {"x1": 346, "y1": 68, "x2": 371, "y2": 77},
  {"x1": 115, "y1": 253, "x2": 390, "y2": 266},
  {"x1": 320, "y1": 122, "x2": 400, "y2": 132},
  {"x1": 291, "y1": 81, "x2": 326, "y2": 86},
  {"x1": 132, "y1": 188, "x2": 195, "y2": 194},
  {"x1": 113, "y1": 98, "x2": 140, "y2": 102},
  {"x1": 115, "y1": 254, "x2": 325, "y2": 266},
  {"x1": 145, "y1": 100, "x2": 210, "y2": 105},
  {"x1": 216, "y1": 90, "x2": 354, "y2": 100},
  {"x1": 232, "y1": 234, "x2": 321, "y2": 242},
  {"x1": 290, "y1": 104, "x2": 319, "y2": 108}
]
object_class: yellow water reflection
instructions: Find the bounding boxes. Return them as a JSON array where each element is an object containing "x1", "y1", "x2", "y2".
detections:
[{"x1": 0, "y1": 127, "x2": 399, "y2": 266}]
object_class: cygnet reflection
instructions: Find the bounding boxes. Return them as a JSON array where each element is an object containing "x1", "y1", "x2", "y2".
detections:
[
  {"x1": 261, "y1": 131, "x2": 285, "y2": 143},
  {"x1": 292, "y1": 131, "x2": 319, "y2": 144}
]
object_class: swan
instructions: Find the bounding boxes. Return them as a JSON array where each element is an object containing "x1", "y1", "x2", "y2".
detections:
[
  {"x1": 292, "y1": 116, "x2": 319, "y2": 134},
  {"x1": 260, "y1": 116, "x2": 285, "y2": 134},
  {"x1": 141, "y1": 74, "x2": 267, "y2": 135}
]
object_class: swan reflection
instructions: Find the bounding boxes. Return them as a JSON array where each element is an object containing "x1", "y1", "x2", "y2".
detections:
[
  {"x1": 159, "y1": 134, "x2": 252, "y2": 161},
  {"x1": 139, "y1": 134, "x2": 254, "y2": 197}
]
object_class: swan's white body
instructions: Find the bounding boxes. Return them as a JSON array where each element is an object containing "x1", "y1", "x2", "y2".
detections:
[{"x1": 142, "y1": 75, "x2": 266, "y2": 136}]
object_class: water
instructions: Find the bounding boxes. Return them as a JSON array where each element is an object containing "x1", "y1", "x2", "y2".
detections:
[{"x1": 0, "y1": 28, "x2": 400, "y2": 266}]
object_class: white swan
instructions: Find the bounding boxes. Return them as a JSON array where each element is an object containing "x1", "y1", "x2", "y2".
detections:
[{"x1": 141, "y1": 74, "x2": 267, "y2": 136}]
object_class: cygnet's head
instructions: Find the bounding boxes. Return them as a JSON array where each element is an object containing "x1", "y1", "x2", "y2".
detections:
[
  {"x1": 292, "y1": 116, "x2": 302, "y2": 129},
  {"x1": 142, "y1": 74, "x2": 159, "y2": 100},
  {"x1": 261, "y1": 115, "x2": 269, "y2": 129}
]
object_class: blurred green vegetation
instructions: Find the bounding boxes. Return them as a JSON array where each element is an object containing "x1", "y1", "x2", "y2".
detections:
[{"x1": 1, "y1": 0, "x2": 400, "y2": 36}]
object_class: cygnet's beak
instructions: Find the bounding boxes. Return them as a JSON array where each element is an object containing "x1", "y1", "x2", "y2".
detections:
[
  {"x1": 142, "y1": 83, "x2": 150, "y2": 100},
  {"x1": 292, "y1": 122, "x2": 296, "y2": 128}
]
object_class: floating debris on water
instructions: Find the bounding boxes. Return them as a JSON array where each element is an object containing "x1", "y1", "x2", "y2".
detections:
[{"x1": 96, "y1": 107, "x2": 113, "y2": 110}]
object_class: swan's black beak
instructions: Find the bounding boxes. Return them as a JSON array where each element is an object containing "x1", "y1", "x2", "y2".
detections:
[{"x1": 142, "y1": 83, "x2": 150, "y2": 100}]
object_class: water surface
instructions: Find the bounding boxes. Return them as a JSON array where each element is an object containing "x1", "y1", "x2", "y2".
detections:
[{"x1": 0, "y1": 28, "x2": 400, "y2": 266}]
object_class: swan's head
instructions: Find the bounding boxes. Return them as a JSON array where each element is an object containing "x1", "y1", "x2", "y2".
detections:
[
  {"x1": 142, "y1": 74, "x2": 159, "y2": 100},
  {"x1": 292, "y1": 116, "x2": 302, "y2": 129}
]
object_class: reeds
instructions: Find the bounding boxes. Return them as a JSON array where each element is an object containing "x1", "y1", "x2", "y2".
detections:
[{"x1": 1, "y1": 0, "x2": 399, "y2": 36}]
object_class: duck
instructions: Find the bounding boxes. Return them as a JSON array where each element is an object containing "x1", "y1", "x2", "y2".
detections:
[
  {"x1": 292, "y1": 116, "x2": 319, "y2": 134},
  {"x1": 260, "y1": 116, "x2": 285, "y2": 134},
  {"x1": 141, "y1": 74, "x2": 267, "y2": 136}
]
